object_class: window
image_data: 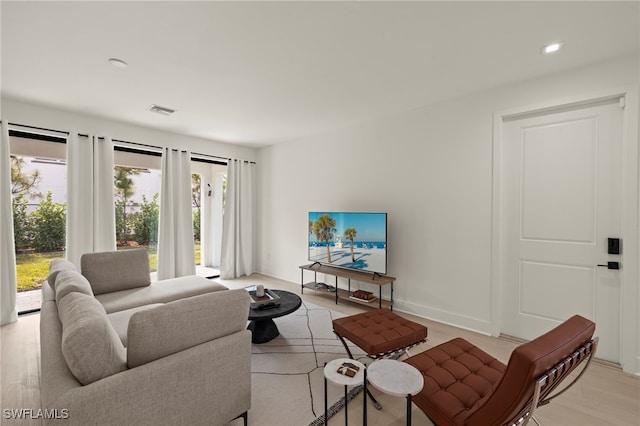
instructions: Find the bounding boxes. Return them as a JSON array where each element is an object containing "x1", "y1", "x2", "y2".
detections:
[
  {"x1": 113, "y1": 147, "x2": 226, "y2": 279},
  {"x1": 9, "y1": 130, "x2": 67, "y2": 312},
  {"x1": 113, "y1": 147, "x2": 162, "y2": 276}
]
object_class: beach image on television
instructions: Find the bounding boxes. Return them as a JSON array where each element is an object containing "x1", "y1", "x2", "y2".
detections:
[{"x1": 308, "y1": 212, "x2": 387, "y2": 274}]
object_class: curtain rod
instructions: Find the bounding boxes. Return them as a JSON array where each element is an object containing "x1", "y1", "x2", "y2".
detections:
[
  {"x1": 8, "y1": 122, "x2": 70, "y2": 135},
  {"x1": 228, "y1": 158, "x2": 257, "y2": 164},
  {"x1": 6, "y1": 121, "x2": 252, "y2": 164}
]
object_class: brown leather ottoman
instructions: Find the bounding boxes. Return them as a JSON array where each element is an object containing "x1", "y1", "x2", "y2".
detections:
[
  {"x1": 403, "y1": 338, "x2": 506, "y2": 426},
  {"x1": 333, "y1": 309, "x2": 428, "y2": 358}
]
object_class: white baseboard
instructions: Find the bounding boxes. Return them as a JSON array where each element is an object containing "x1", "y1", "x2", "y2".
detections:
[
  {"x1": 394, "y1": 299, "x2": 493, "y2": 336},
  {"x1": 632, "y1": 356, "x2": 640, "y2": 376}
]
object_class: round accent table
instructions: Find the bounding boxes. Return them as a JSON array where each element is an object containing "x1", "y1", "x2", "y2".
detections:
[
  {"x1": 323, "y1": 358, "x2": 367, "y2": 426},
  {"x1": 247, "y1": 289, "x2": 302, "y2": 343},
  {"x1": 366, "y1": 359, "x2": 423, "y2": 426}
]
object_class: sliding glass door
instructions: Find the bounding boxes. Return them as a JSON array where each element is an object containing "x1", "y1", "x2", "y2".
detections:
[
  {"x1": 191, "y1": 160, "x2": 227, "y2": 278},
  {"x1": 9, "y1": 131, "x2": 67, "y2": 312},
  {"x1": 113, "y1": 147, "x2": 162, "y2": 276}
]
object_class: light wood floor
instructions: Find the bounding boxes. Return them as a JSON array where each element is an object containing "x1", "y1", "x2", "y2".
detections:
[{"x1": 2, "y1": 273, "x2": 639, "y2": 426}]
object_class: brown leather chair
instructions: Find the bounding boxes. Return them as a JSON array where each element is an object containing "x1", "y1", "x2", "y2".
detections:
[{"x1": 404, "y1": 315, "x2": 598, "y2": 426}]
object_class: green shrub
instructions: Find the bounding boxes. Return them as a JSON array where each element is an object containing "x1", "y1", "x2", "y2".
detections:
[
  {"x1": 12, "y1": 193, "x2": 32, "y2": 251},
  {"x1": 193, "y1": 207, "x2": 201, "y2": 241},
  {"x1": 31, "y1": 191, "x2": 66, "y2": 252},
  {"x1": 132, "y1": 193, "x2": 159, "y2": 245},
  {"x1": 115, "y1": 200, "x2": 126, "y2": 243}
]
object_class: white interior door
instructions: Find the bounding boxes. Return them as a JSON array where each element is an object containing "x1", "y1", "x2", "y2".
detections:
[{"x1": 500, "y1": 98, "x2": 623, "y2": 363}]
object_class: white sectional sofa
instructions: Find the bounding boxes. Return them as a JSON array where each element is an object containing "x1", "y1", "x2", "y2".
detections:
[{"x1": 40, "y1": 249, "x2": 252, "y2": 426}]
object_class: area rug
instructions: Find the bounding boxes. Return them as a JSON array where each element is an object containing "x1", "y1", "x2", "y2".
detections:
[{"x1": 249, "y1": 301, "x2": 367, "y2": 426}]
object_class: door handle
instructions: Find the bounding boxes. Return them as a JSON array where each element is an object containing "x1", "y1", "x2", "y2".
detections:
[{"x1": 598, "y1": 262, "x2": 620, "y2": 270}]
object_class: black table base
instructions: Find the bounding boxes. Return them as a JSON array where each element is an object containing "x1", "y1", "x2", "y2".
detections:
[
  {"x1": 247, "y1": 289, "x2": 302, "y2": 344},
  {"x1": 247, "y1": 319, "x2": 280, "y2": 344}
]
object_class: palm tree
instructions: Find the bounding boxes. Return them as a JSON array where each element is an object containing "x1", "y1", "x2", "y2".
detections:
[
  {"x1": 344, "y1": 228, "x2": 357, "y2": 262},
  {"x1": 313, "y1": 214, "x2": 336, "y2": 263}
]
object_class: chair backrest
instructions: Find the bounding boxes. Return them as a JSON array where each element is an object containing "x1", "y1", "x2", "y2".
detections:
[{"x1": 466, "y1": 315, "x2": 596, "y2": 426}]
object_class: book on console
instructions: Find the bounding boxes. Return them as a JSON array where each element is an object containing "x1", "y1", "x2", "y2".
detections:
[{"x1": 348, "y1": 295, "x2": 377, "y2": 303}]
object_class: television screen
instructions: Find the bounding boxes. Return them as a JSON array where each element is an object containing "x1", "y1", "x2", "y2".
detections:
[{"x1": 308, "y1": 212, "x2": 387, "y2": 275}]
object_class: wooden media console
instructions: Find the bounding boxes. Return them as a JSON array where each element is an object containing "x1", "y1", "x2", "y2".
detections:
[{"x1": 299, "y1": 263, "x2": 395, "y2": 310}]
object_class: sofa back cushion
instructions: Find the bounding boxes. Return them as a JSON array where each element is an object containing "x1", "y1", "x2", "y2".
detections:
[
  {"x1": 47, "y1": 259, "x2": 77, "y2": 288},
  {"x1": 81, "y1": 249, "x2": 151, "y2": 295},
  {"x1": 54, "y1": 270, "x2": 94, "y2": 303},
  {"x1": 58, "y1": 292, "x2": 127, "y2": 385},
  {"x1": 127, "y1": 289, "x2": 250, "y2": 368}
]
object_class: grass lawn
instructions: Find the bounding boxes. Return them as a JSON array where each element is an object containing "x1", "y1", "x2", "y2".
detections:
[
  {"x1": 15, "y1": 243, "x2": 201, "y2": 292},
  {"x1": 15, "y1": 251, "x2": 65, "y2": 291}
]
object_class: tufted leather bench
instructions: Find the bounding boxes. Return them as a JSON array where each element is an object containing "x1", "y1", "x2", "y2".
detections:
[
  {"x1": 403, "y1": 315, "x2": 597, "y2": 426},
  {"x1": 332, "y1": 309, "x2": 428, "y2": 358}
]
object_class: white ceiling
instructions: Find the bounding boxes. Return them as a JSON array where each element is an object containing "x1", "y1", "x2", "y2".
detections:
[{"x1": 2, "y1": 1, "x2": 638, "y2": 147}]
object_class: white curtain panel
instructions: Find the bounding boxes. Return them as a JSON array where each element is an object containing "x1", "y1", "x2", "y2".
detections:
[
  {"x1": 157, "y1": 148, "x2": 195, "y2": 280},
  {"x1": 0, "y1": 121, "x2": 18, "y2": 325},
  {"x1": 201, "y1": 172, "x2": 224, "y2": 268},
  {"x1": 93, "y1": 137, "x2": 117, "y2": 251},
  {"x1": 66, "y1": 134, "x2": 116, "y2": 268},
  {"x1": 220, "y1": 160, "x2": 255, "y2": 279}
]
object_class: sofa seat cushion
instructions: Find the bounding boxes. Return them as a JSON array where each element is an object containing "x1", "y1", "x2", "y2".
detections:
[
  {"x1": 96, "y1": 275, "x2": 228, "y2": 314},
  {"x1": 108, "y1": 304, "x2": 165, "y2": 346},
  {"x1": 404, "y1": 338, "x2": 506, "y2": 426},
  {"x1": 81, "y1": 249, "x2": 151, "y2": 295},
  {"x1": 58, "y1": 292, "x2": 127, "y2": 385}
]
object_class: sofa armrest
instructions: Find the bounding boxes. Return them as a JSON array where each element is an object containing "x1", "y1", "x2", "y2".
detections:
[
  {"x1": 127, "y1": 288, "x2": 250, "y2": 367},
  {"x1": 44, "y1": 330, "x2": 252, "y2": 426},
  {"x1": 47, "y1": 259, "x2": 77, "y2": 290}
]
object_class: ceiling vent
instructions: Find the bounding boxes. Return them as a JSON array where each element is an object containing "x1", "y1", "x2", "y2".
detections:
[{"x1": 148, "y1": 104, "x2": 176, "y2": 116}]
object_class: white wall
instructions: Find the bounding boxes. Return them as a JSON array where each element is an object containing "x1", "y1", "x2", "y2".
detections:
[
  {"x1": 257, "y1": 55, "x2": 639, "y2": 345},
  {"x1": 1, "y1": 98, "x2": 257, "y2": 162}
]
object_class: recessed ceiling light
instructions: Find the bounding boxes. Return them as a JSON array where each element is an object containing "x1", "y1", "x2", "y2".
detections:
[
  {"x1": 541, "y1": 42, "x2": 563, "y2": 54},
  {"x1": 108, "y1": 58, "x2": 128, "y2": 68}
]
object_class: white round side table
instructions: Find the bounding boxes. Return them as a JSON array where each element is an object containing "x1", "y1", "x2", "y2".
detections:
[
  {"x1": 366, "y1": 359, "x2": 423, "y2": 426},
  {"x1": 323, "y1": 358, "x2": 367, "y2": 426}
]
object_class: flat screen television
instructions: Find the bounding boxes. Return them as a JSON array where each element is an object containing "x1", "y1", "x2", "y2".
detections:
[{"x1": 308, "y1": 212, "x2": 387, "y2": 275}]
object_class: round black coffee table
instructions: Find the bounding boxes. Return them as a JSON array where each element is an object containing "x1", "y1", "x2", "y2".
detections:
[{"x1": 247, "y1": 289, "x2": 302, "y2": 344}]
